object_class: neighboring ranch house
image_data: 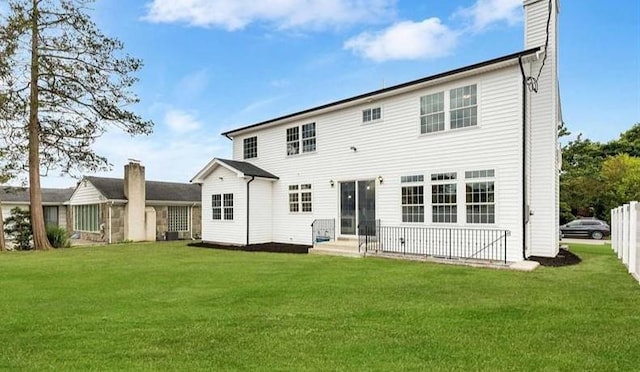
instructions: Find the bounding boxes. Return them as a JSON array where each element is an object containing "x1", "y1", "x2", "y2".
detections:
[
  {"x1": 192, "y1": 0, "x2": 562, "y2": 262},
  {"x1": 68, "y1": 162, "x2": 202, "y2": 243},
  {"x1": 1, "y1": 187, "x2": 74, "y2": 229}
]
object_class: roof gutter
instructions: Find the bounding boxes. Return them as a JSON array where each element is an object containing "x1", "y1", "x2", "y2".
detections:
[
  {"x1": 519, "y1": 56, "x2": 529, "y2": 260},
  {"x1": 246, "y1": 176, "x2": 255, "y2": 246}
]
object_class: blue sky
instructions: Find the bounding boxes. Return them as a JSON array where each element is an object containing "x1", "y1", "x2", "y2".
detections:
[{"x1": 39, "y1": 0, "x2": 639, "y2": 187}]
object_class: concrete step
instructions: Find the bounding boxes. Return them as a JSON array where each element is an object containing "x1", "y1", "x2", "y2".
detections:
[{"x1": 309, "y1": 240, "x2": 363, "y2": 258}]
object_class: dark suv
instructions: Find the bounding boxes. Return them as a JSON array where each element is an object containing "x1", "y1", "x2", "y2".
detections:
[{"x1": 560, "y1": 219, "x2": 610, "y2": 240}]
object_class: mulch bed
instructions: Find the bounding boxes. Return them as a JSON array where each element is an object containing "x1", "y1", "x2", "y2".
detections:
[
  {"x1": 528, "y1": 247, "x2": 582, "y2": 267},
  {"x1": 188, "y1": 242, "x2": 310, "y2": 254}
]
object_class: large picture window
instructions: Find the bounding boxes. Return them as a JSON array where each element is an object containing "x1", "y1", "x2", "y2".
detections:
[
  {"x1": 43, "y1": 206, "x2": 59, "y2": 227},
  {"x1": 168, "y1": 206, "x2": 189, "y2": 231},
  {"x1": 287, "y1": 123, "x2": 316, "y2": 155},
  {"x1": 73, "y1": 204, "x2": 100, "y2": 232}
]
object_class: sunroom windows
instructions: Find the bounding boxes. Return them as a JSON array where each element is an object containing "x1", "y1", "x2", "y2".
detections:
[{"x1": 420, "y1": 84, "x2": 478, "y2": 134}]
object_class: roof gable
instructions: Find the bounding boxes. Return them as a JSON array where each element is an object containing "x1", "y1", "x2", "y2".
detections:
[{"x1": 191, "y1": 158, "x2": 278, "y2": 184}]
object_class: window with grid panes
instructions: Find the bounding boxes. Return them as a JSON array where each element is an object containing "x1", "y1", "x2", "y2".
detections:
[
  {"x1": 465, "y1": 169, "x2": 495, "y2": 224},
  {"x1": 223, "y1": 193, "x2": 234, "y2": 220},
  {"x1": 450, "y1": 84, "x2": 477, "y2": 129},
  {"x1": 362, "y1": 107, "x2": 382, "y2": 123},
  {"x1": 243, "y1": 136, "x2": 257, "y2": 159},
  {"x1": 73, "y1": 204, "x2": 100, "y2": 232},
  {"x1": 212, "y1": 194, "x2": 222, "y2": 220},
  {"x1": 420, "y1": 92, "x2": 445, "y2": 133},
  {"x1": 168, "y1": 206, "x2": 189, "y2": 231}
]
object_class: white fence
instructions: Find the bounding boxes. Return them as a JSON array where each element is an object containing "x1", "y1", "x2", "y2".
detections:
[{"x1": 611, "y1": 201, "x2": 640, "y2": 284}]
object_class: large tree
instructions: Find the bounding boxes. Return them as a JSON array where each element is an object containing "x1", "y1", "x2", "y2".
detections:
[{"x1": 0, "y1": 0, "x2": 153, "y2": 249}]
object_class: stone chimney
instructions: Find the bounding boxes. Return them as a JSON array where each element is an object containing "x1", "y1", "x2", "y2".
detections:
[{"x1": 124, "y1": 160, "x2": 146, "y2": 241}]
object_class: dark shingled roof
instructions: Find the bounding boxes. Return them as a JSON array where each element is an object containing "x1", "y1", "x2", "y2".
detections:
[
  {"x1": 86, "y1": 177, "x2": 201, "y2": 202},
  {"x1": 217, "y1": 159, "x2": 279, "y2": 179},
  {"x1": 0, "y1": 187, "x2": 74, "y2": 203}
]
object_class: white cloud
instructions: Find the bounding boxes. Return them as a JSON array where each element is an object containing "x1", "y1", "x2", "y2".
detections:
[
  {"x1": 176, "y1": 68, "x2": 210, "y2": 99},
  {"x1": 455, "y1": 0, "x2": 522, "y2": 32},
  {"x1": 143, "y1": 0, "x2": 395, "y2": 31},
  {"x1": 343, "y1": 18, "x2": 458, "y2": 62},
  {"x1": 164, "y1": 109, "x2": 202, "y2": 133}
]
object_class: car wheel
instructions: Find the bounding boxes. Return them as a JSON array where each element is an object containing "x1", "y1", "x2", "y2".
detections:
[{"x1": 591, "y1": 231, "x2": 604, "y2": 240}]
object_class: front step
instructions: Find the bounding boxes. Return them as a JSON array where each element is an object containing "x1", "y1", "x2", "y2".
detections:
[{"x1": 309, "y1": 240, "x2": 363, "y2": 258}]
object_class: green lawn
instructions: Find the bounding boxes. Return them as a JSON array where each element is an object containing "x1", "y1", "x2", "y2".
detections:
[{"x1": 1, "y1": 242, "x2": 639, "y2": 371}]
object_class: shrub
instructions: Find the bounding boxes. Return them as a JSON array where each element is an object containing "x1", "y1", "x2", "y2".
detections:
[
  {"x1": 4, "y1": 207, "x2": 32, "y2": 250},
  {"x1": 46, "y1": 225, "x2": 70, "y2": 248}
]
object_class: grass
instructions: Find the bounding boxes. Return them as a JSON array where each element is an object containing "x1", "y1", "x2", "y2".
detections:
[{"x1": 0, "y1": 242, "x2": 639, "y2": 371}]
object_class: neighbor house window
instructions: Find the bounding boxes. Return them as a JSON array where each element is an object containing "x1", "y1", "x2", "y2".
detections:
[
  {"x1": 465, "y1": 169, "x2": 495, "y2": 224},
  {"x1": 420, "y1": 92, "x2": 445, "y2": 133},
  {"x1": 287, "y1": 123, "x2": 316, "y2": 155},
  {"x1": 362, "y1": 107, "x2": 381, "y2": 123},
  {"x1": 73, "y1": 204, "x2": 99, "y2": 232},
  {"x1": 431, "y1": 172, "x2": 458, "y2": 223},
  {"x1": 450, "y1": 84, "x2": 477, "y2": 129},
  {"x1": 243, "y1": 136, "x2": 257, "y2": 159},
  {"x1": 43, "y1": 206, "x2": 58, "y2": 227},
  {"x1": 212, "y1": 194, "x2": 222, "y2": 220},
  {"x1": 223, "y1": 193, "x2": 234, "y2": 220},
  {"x1": 168, "y1": 206, "x2": 189, "y2": 231},
  {"x1": 289, "y1": 184, "x2": 312, "y2": 213},
  {"x1": 401, "y1": 175, "x2": 424, "y2": 223}
]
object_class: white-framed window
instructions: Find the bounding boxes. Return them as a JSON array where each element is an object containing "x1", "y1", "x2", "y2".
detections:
[
  {"x1": 287, "y1": 123, "x2": 316, "y2": 155},
  {"x1": 431, "y1": 172, "x2": 457, "y2": 223},
  {"x1": 419, "y1": 84, "x2": 478, "y2": 135},
  {"x1": 420, "y1": 92, "x2": 445, "y2": 133},
  {"x1": 73, "y1": 204, "x2": 100, "y2": 232},
  {"x1": 212, "y1": 194, "x2": 233, "y2": 220},
  {"x1": 401, "y1": 175, "x2": 424, "y2": 223},
  {"x1": 289, "y1": 184, "x2": 312, "y2": 213},
  {"x1": 450, "y1": 84, "x2": 477, "y2": 129},
  {"x1": 223, "y1": 193, "x2": 234, "y2": 220},
  {"x1": 168, "y1": 206, "x2": 189, "y2": 231},
  {"x1": 362, "y1": 107, "x2": 382, "y2": 123},
  {"x1": 465, "y1": 169, "x2": 495, "y2": 224},
  {"x1": 243, "y1": 136, "x2": 257, "y2": 159}
]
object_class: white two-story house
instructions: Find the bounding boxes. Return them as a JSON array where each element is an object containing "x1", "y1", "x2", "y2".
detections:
[{"x1": 192, "y1": 0, "x2": 562, "y2": 262}]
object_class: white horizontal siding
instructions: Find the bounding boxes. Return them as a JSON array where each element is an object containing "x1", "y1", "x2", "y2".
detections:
[
  {"x1": 200, "y1": 166, "x2": 247, "y2": 245},
  {"x1": 68, "y1": 181, "x2": 104, "y2": 205},
  {"x1": 249, "y1": 179, "x2": 273, "y2": 244},
  {"x1": 226, "y1": 68, "x2": 526, "y2": 261}
]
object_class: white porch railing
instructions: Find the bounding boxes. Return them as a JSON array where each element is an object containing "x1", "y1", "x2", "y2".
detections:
[{"x1": 611, "y1": 201, "x2": 640, "y2": 284}]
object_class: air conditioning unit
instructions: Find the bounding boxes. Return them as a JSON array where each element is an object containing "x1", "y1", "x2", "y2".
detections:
[{"x1": 165, "y1": 231, "x2": 179, "y2": 241}]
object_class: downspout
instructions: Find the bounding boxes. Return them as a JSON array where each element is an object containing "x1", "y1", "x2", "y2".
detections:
[
  {"x1": 518, "y1": 56, "x2": 528, "y2": 260},
  {"x1": 190, "y1": 203, "x2": 196, "y2": 240},
  {"x1": 246, "y1": 176, "x2": 255, "y2": 246},
  {"x1": 108, "y1": 201, "x2": 112, "y2": 244}
]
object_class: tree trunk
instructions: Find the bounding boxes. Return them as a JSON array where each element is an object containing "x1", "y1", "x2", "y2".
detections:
[
  {"x1": 0, "y1": 200, "x2": 5, "y2": 251},
  {"x1": 28, "y1": 0, "x2": 51, "y2": 250}
]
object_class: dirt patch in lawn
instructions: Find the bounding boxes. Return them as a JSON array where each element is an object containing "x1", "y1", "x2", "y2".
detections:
[
  {"x1": 188, "y1": 242, "x2": 310, "y2": 254},
  {"x1": 528, "y1": 247, "x2": 582, "y2": 267}
]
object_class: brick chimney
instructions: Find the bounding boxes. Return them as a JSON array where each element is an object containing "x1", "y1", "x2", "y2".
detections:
[{"x1": 124, "y1": 160, "x2": 146, "y2": 241}]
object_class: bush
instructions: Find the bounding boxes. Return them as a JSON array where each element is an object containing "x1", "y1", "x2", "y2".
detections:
[
  {"x1": 4, "y1": 207, "x2": 32, "y2": 250},
  {"x1": 46, "y1": 225, "x2": 70, "y2": 248}
]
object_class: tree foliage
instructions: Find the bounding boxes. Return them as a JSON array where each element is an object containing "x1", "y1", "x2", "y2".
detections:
[
  {"x1": 0, "y1": 0, "x2": 153, "y2": 249},
  {"x1": 560, "y1": 123, "x2": 640, "y2": 223},
  {"x1": 3, "y1": 207, "x2": 32, "y2": 250}
]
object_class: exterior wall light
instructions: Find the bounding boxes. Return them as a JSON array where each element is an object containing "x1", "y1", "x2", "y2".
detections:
[
  {"x1": 330, "y1": 180, "x2": 335, "y2": 188},
  {"x1": 377, "y1": 175, "x2": 383, "y2": 184}
]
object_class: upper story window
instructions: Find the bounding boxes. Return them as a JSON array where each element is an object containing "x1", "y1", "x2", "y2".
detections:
[
  {"x1": 287, "y1": 123, "x2": 316, "y2": 156},
  {"x1": 420, "y1": 84, "x2": 478, "y2": 134},
  {"x1": 362, "y1": 107, "x2": 382, "y2": 123},
  {"x1": 420, "y1": 92, "x2": 444, "y2": 134},
  {"x1": 450, "y1": 84, "x2": 477, "y2": 129},
  {"x1": 243, "y1": 136, "x2": 257, "y2": 159}
]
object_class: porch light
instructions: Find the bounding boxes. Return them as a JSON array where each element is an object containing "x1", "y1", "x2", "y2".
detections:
[
  {"x1": 377, "y1": 175, "x2": 383, "y2": 184},
  {"x1": 329, "y1": 180, "x2": 335, "y2": 188}
]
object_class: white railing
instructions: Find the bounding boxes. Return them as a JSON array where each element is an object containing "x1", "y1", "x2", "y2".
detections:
[{"x1": 611, "y1": 201, "x2": 639, "y2": 284}]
